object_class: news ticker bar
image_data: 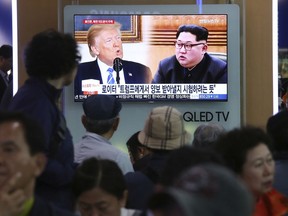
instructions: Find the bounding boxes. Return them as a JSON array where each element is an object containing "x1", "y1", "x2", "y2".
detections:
[{"x1": 75, "y1": 83, "x2": 227, "y2": 101}]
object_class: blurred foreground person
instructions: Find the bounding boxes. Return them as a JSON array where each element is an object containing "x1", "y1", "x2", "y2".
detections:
[
  {"x1": 72, "y1": 157, "x2": 140, "y2": 216},
  {"x1": 0, "y1": 112, "x2": 76, "y2": 216},
  {"x1": 147, "y1": 164, "x2": 253, "y2": 216}
]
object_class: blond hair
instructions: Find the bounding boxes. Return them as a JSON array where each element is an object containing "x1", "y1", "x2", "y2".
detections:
[{"x1": 87, "y1": 22, "x2": 122, "y2": 57}]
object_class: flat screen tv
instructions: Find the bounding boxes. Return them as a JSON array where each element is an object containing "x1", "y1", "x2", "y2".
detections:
[{"x1": 73, "y1": 14, "x2": 228, "y2": 102}]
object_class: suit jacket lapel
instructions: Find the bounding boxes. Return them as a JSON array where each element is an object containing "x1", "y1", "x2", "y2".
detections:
[{"x1": 93, "y1": 59, "x2": 103, "y2": 84}]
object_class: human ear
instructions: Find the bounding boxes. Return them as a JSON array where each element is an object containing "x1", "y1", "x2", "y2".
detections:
[
  {"x1": 33, "y1": 153, "x2": 47, "y2": 177},
  {"x1": 202, "y1": 44, "x2": 208, "y2": 52},
  {"x1": 81, "y1": 115, "x2": 88, "y2": 128},
  {"x1": 91, "y1": 45, "x2": 100, "y2": 56},
  {"x1": 112, "y1": 117, "x2": 120, "y2": 131},
  {"x1": 120, "y1": 190, "x2": 128, "y2": 207}
]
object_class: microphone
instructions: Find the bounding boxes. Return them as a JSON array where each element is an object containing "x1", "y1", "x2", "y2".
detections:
[{"x1": 113, "y1": 58, "x2": 123, "y2": 84}]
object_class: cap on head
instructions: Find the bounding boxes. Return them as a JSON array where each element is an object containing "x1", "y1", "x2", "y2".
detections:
[
  {"x1": 138, "y1": 106, "x2": 191, "y2": 150},
  {"x1": 82, "y1": 95, "x2": 122, "y2": 120}
]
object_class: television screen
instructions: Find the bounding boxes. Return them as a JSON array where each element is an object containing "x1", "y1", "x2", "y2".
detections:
[{"x1": 73, "y1": 14, "x2": 228, "y2": 102}]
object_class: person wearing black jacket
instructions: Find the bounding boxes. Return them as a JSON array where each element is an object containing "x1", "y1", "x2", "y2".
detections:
[
  {"x1": 7, "y1": 29, "x2": 81, "y2": 211},
  {"x1": 152, "y1": 24, "x2": 227, "y2": 84}
]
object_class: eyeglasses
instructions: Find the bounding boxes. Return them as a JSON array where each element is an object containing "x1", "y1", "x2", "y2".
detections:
[{"x1": 175, "y1": 42, "x2": 205, "y2": 51}]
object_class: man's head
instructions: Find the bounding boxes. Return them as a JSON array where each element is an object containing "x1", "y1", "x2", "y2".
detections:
[
  {"x1": 192, "y1": 123, "x2": 226, "y2": 150},
  {"x1": 0, "y1": 45, "x2": 12, "y2": 73},
  {"x1": 175, "y1": 24, "x2": 208, "y2": 69},
  {"x1": 138, "y1": 106, "x2": 191, "y2": 151},
  {"x1": 24, "y1": 29, "x2": 81, "y2": 83},
  {"x1": 266, "y1": 109, "x2": 288, "y2": 152},
  {"x1": 81, "y1": 95, "x2": 122, "y2": 136},
  {"x1": 0, "y1": 112, "x2": 46, "y2": 197},
  {"x1": 87, "y1": 22, "x2": 123, "y2": 66}
]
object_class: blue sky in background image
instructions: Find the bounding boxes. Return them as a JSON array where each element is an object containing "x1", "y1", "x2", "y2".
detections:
[{"x1": 0, "y1": 0, "x2": 12, "y2": 46}]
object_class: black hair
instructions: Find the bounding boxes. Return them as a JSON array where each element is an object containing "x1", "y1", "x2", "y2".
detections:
[
  {"x1": 147, "y1": 191, "x2": 186, "y2": 216},
  {"x1": 0, "y1": 111, "x2": 45, "y2": 155},
  {"x1": 0, "y1": 45, "x2": 12, "y2": 58},
  {"x1": 126, "y1": 131, "x2": 145, "y2": 162},
  {"x1": 214, "y1": 126, "x2": 274, "y2": 174},
  {"x1": 24, "y1": 29, "x2": 81, "y2": 80},
  {"x1": 84, "y1": 117, "x2": 116, "y2": 135},
  {"x1": 160, "y1": 146, "x2": 223, "y2": 187},
  {"x1": 72, "y1": 157, "x2": 126, "y2": 199},
  {"x1": 176, "y1": 24, "x2": 208, "y2": 41},
  {"x1": 266, "y1": 110, "x2": 288, "y2": 152}
]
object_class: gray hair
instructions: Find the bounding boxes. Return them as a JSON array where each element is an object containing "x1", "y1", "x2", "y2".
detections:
[{"x1": 192, "y1": 123, "x2": 226, "y2": 149}]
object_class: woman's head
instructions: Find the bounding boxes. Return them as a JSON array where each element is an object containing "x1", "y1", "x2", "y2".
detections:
[
  {"x1": 214, "y1": 126, "x2": 275, "y2": 197},
  {"x1": 72, "y1": 158, "x2": 127, "y2": 216}
]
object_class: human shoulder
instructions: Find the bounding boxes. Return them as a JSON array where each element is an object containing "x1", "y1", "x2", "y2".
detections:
[
  {"x1": 76, "y1": 133, "x2": 116, "y2": 153},
  {"x1": 78, "y1": 59, "x2": 97, "y2": 69},
  {"x1": 30, "y1": 197, "x2": 76, "y2": 216},
  {"x1": 159, "y1": 55, "x2": 176, "y2": 64},
  {"x1": 122, "y1": 60, "x2": 149, "y2": 69},
  {"x1": 205, "y1": 53, "x2": 227, "y2": 67},
  {"x1": 161, "y1": 55, "x2": 180, "y2": 70}
]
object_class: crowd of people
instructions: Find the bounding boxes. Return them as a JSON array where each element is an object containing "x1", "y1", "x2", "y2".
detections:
[{"x1": 0, "y1": 26, "x2": 287, "y2": 216}]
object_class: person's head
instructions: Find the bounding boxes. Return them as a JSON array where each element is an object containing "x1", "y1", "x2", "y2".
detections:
[
  {"x1": 24, "y1": 29, "x2": 81, "y2": 84},
  {"x1": 148, "y1": 164, "x2": 253, "y2": 216},
  {"x1": 214, "y1": 126, "x2": 275, "y2": 198},
  {"x1": 126, "y1": 131, "x2": 147, "y2": 164},
  {"x1": 81, "y1": 95, "x2": 122, "y2": 136},
  {"x1": 0, "y1": 44, "x2": 12, "y2": 73},
  {"x1": 138, "y1": 106, "x2": 191, "y2": 153},
  {"x1": 0, "y1": 112, "x2": 47, "y2": 197},
  {"x1": 192, "y1": 123, "x2": 226, "y2": 149},
  {"x1": 159, "y1": 146, "x2": 223, "y2": 187},
  {"x1": 72, "y1": 157, "x2": 127, "y2": 216},
  {"x1": 175, "y1": 24, "x2": 208, "y2": 69},
  {"x1": 87, "y1": 22, "x2": 123, "y2": 66},
  {"x1": 266, "y1": 109, "x2": 288, "y2": 153}
]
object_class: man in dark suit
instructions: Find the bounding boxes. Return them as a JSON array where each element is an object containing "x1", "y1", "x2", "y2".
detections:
[
  {"x1": 0, "y1": 45, "x2": 12, "y2": 103},
  {"x1": 74, "y1": 22, "x2": 152, "y2": 97},
  {"x1": 0, "y1": 112, "x2": 76, "y2": 216},
  {"x1": 152, "y1": 24, "x2": 227, "y2": 84}
]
